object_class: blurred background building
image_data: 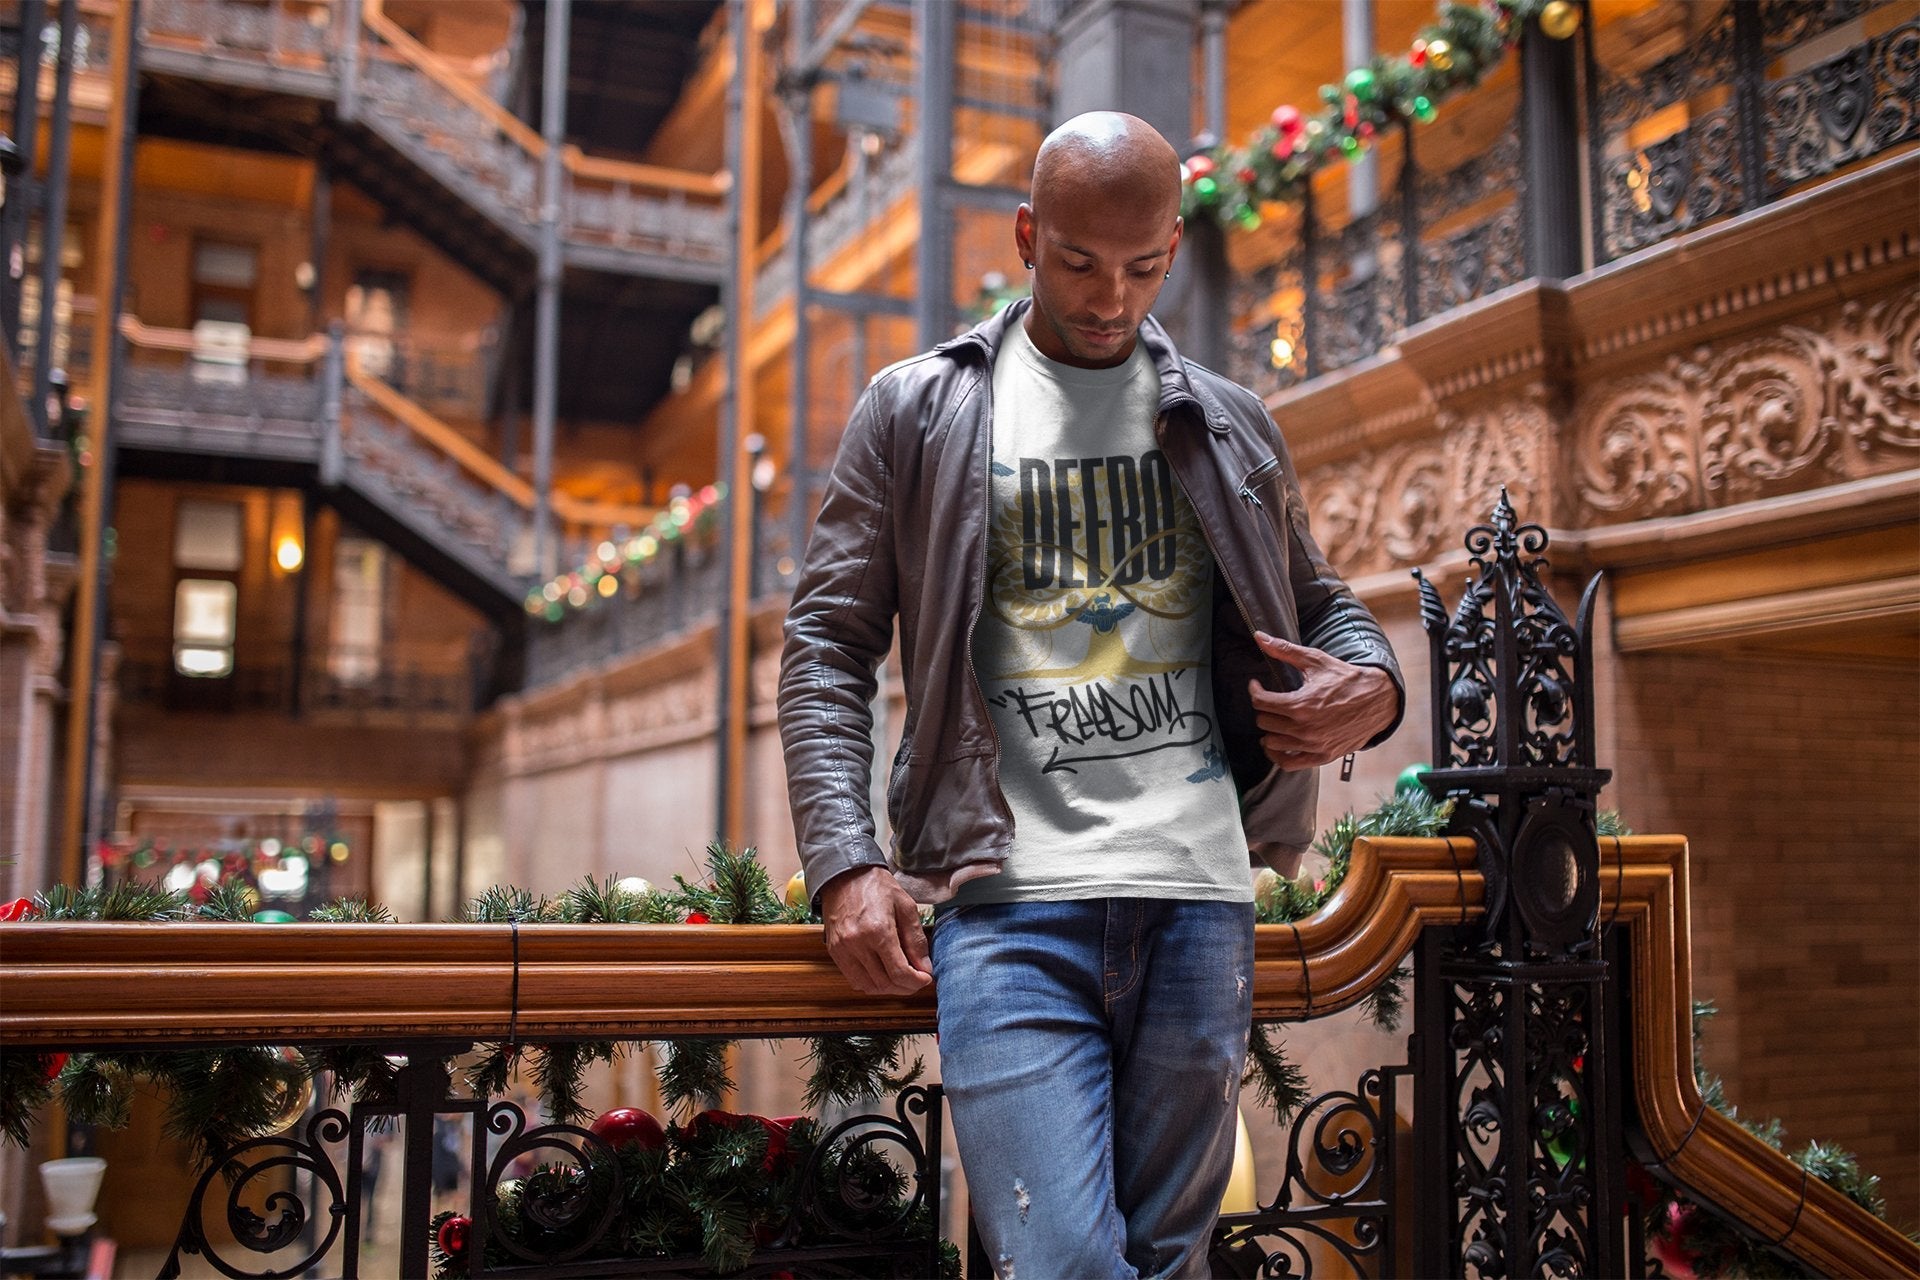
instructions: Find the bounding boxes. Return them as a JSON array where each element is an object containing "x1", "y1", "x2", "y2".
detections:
[{"x1": 0, "y1": 0, "x2": 1913, "y2": 1266}]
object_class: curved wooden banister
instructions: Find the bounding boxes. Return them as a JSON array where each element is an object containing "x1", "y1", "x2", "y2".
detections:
[
  {"x1": 360, "y1": 0, "x2": 725, "y2": 201},
  {"x1": 1604, "y1": 836, "x2": 1920, "y2": 1280},
  {"x1": 337, "y1": 353, "x2": 655, "y2": 534},
  {"x1": 2, "y1": 837, "x2": 1911, "y2": 1276},
  {"x1": 119, "y1": 316, "x2": 327, "y2": 364}
]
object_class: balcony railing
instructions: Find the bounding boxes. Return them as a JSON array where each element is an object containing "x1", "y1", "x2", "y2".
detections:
[
  {"x1": 119, "y1": 657, "x2": 481, "y2": 719},
  {"x1": 1227, "y1": 2, "x2": 1920, "y2": 397},
  {"x1": 2, "y1": 835, "x2": 1910, "y2": 1279},
  {"x1": 136, "y1": 0, "x2": 731, "y2": 275}
]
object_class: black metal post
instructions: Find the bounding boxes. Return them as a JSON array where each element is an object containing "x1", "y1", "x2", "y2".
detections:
[
  {"x1": 913, "y1": 0, "x2": 954, "y2": 349},
  {"x1": 1520, "y1": 13, "x2": 1584, "y2": 278},
  {"x1": 1400, "y1": 119, "x2": 1421, "y2": 329},
  {"x1": 307, "y1": 160, "x2": 331, "y2": 333},
  {"x1": 1301, "y1": 183, "x2": 1319, "y2": 381},
  {"x1": 530, "y1": 0, "x2": 569, "y2": 577},
  {"x1": 782, "y1": 0, "x2": 814, "y2": 590},
  {"x1": 29, "y1": 0, "x2": 75, "y2": 436},
  {"x1": 1580, "y1": 0, "x2": 1609, "y2": 268},
  {"x1": 74, "y1": 0, "x2": 139, "y2": 874},
  {"x1": 1731, "y1": 0, "x2": 1768, "y2": 210},
  {"x1": 4, "y1": 0, "x2": 45, "y2": 356},
  {"x1": 289, "y1": 493, "x2": 312, "y2": 716},
  {"x1": 1413, "y1": 493, "x2": 1617, "y2": 1278}
]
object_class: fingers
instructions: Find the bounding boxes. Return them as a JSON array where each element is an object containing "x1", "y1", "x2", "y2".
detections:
[
  {"x1": 821, "y1": 872, "x2": 931, "y2": 996},
  {"x1": 1254, "y1": 631, "x2": 1326, "y2": 669}
]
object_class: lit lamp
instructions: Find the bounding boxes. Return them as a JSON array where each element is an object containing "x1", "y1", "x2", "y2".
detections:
[{"x1": 274, "y1": 534, "x2": 304, "y2": 573}]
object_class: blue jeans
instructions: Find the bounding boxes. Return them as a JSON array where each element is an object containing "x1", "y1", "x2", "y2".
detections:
[{"x1": 931, "y1": 899, "x2": 1256, "y2": 1280}]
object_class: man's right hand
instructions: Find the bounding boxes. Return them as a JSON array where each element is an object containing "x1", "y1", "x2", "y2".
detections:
[{"x1": 819, "y1": 865, "x2": 933, "y2": 996}]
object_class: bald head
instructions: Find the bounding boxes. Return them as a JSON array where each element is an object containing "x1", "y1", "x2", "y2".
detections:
[{"x1": 1031, "y1": 112, "x2": 1183, "y2": 225}]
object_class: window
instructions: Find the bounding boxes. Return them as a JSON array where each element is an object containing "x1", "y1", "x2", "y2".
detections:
[
  {"x1": 191, "y1": 241, "x2": 257, "y2": 327},
  {"x1": 174, "y1": 579, "x2": 237, "y2": 677},
  {"x1": 173, "y1": 498, "x2": 244, "y2": 571},
  {"x1": 329, "y1": 537, "x2": 387, "y2": 685},
  {"x1": 345, "y1": 270, "x2": 409, "y2": 382},
  {"x1": 172, "y1": 499, "x2": 244, "y2": 678}
]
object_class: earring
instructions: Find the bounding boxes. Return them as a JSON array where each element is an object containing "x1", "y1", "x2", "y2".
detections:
[
  {"x1": 1164, "y1": 271, "x2": 1172, "y2": 279},
  {"x1": 1023, "y1": 261, "x2": 1033, "y2": 270}
]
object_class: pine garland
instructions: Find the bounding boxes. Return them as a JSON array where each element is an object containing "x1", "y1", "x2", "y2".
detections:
[
  {"x1": 1181, "y1": 0, "x2": 1554, "y2": 230},
  {"x1": 1639, "y1": 1001, "x2": 1896, "y2": 1277}
]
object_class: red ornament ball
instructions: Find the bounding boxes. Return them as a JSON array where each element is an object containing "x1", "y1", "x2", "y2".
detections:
[
  {"x1": 590, "y1": 1107, "x2": 667, "y2": 1153},
  {"x1": 0, "y1": 897, "x2": 38, "y2": 922},
  {"x1": 437, "y1": 1214, "x2": 471, "y2": 1258},
  {"x1": 1271, "y1": 104, "x2": 1304, "y2": 135},
  {"x1": 1236, "y1": 166, "x2": 1258, "y2": 185},
  {"x1": 41, "y1": 1053, "x2": 68, "y2": 1082},
  {"x1": 1186, "y1": 153, "x2": 1216, "y2": 179},
  {"x1": 684, "y1": 911, "x2": 711, "y2": 924}
]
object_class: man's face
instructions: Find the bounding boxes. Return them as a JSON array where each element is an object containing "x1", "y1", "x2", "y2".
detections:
[{"x1": 1015, "y1": 194, "x2": 1182, "y2": 369}]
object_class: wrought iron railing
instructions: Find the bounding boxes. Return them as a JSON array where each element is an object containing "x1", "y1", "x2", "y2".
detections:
[
  {"x1": 119, "y1": 657, "x2": 478, "y2": 718},
  {"x1": 137, "y1": 0, "x2": 731, "y2": 271},
  {"x1": 1228, "y1": 1, "x2": 1919, "y2": 397},
  {"x1": 4, "y1": 834, "x2": 1911, "y2": 1278}
]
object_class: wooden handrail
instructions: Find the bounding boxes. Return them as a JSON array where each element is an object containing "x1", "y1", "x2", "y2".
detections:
[
  {"x1": 360, "y1": 0, "x2": 725, "y2": 201},
  {"x1": 344, "y1": 356, "x2": 536, "y2": 508},
  {"x1": 344, "y1": 352, "x2": 655, "y2": 532},
  {"x1": 4, "y1": 838, "x2": 1910, "y2": 1276},
  {"x1": 1605, "y1": 836, "x2": 1920, "y2": 1280},
  {"x1": 118, "y1": 317, "x2": 327, "y2": 364}
]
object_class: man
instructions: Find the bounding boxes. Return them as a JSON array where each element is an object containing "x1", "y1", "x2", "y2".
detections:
[{"x1": 778, "y1": 112, "x2": 1402, "y2": 1278}]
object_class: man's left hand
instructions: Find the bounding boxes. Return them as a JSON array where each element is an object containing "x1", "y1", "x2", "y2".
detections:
[{"x1": 1246, "y1": 632, "x2": 1398, "y2": 771}]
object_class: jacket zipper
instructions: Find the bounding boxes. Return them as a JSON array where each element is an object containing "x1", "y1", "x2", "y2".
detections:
[
  {"x1": 962, "y1": 364, "x2": 1012, "y2": 823},
  {"x1": 1156, "y1": 401, "x2": 1268, "y2": 650},
  {"x1": 1238, "y1": 456, "x2": 1281, "y2": 509}
]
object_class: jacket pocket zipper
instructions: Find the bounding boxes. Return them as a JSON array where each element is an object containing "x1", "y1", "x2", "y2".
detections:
[{"x1": 1238, "y1": 456, "x2": 1282, "y2": 509}]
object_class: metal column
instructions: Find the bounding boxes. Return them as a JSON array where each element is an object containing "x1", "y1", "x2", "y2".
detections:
[
  {"x1": 782, "y1": 0, "x2": 815, "y2": 581},
  {"x1": 1520, "y1": 11, "x2": 1583, "y2": 278},
  {"x1": 4, "y1": 0, "x2": 45, "y2": 355},
  {"x1": 530, "y1": 0, "x2": 570, "y2": 577},
  {"x1": 29, "y1": 0, "x2": 75, "y2": 435},
  {"x1": 913, "y1": 0, "x2": 954, "y2": 349}
]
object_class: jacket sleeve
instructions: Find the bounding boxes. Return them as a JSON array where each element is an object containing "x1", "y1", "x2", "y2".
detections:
[
  {"x1": 1256, "y1": 392, "x2": 1407, "y2": 748},
  {"x1": 777, "y1": 381, "x2": 899, "y2": 907}
]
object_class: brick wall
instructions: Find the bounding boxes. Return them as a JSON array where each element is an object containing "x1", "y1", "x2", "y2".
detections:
[{"x1": 1607, "y1": 648, "x2": 1920, "y2": 1227}]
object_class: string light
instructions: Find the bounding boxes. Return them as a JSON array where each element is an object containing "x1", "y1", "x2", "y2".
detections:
[{"x1": 527, "y1": 483, "x2": 731, "y2": 620}]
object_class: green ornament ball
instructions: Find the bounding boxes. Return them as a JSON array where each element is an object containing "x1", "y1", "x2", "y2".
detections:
[
  {"x1": 1344, "y1": 68, "x2": 1377, "y2": 102},
  {"x1": 1395, "y1": 763, "x2": 1430, "y2": 796},
  {"x1": 252, "y1": 909, "x2": 297, "y2": 924},
  {"x1": 1340, "y1": 135, "x2": 1362, "y2": 157},
  {"x1": 1413, "y1": 95, "x2": 1437, "y2": 123}
]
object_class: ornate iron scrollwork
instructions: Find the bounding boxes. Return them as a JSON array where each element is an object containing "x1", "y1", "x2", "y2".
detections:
[
  {"x1": 1410, "y1": 493, "x2": 1621, "y2": 1278},
  {"x1": 159, "y1": 1108, "x2": 351, "y2": 1280},
  {"x1": 1210, "y1": 1065, "x2": 1408, "y2": 1279}
]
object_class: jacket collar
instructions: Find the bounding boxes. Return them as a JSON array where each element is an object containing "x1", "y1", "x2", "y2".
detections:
[{"x1": 936, "y1": 298, "x2": 1217, "y2": 427}]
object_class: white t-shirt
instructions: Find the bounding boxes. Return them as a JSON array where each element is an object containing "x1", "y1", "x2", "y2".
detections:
[{"x1": 955, "y1": 318, "x2": 1252, "y2": 905}]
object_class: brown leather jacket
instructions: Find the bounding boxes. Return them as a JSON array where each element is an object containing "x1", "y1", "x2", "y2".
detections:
[{"x1": 778, "y1": 300, "x2": 1403, "y2": 905}]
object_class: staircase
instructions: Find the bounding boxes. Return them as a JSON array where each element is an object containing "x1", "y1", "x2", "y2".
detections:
[
  {"x1": 110, "y1": 322, "x2": 647, "y2": 624},
  {"x1": 137, "y1": 0, "x2": 729, "y2": 296}
]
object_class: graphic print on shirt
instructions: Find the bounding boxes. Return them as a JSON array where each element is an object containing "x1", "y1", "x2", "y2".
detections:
[{"x1": 982, "y1": 449, "x2": 1216, "y2": 778}]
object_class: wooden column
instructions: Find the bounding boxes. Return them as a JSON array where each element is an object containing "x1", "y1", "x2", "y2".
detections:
[
  {"x1": 58, "y1": 0, "x2": 135, "y2": 885},
  {"x1": 715, "y1": 0, "x2": 767, "y2": 847}
]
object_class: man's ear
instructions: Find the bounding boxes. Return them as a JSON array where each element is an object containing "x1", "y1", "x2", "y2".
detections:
[
  {"x1": 1165, "y1": 215, "x2": 1184, "y2": 272},
  {"x1": 1014, "y1": 203, "x2": 1038, "y2": 266}
]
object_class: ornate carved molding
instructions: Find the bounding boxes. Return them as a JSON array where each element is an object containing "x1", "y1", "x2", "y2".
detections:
[
  {"x1": 1304, "y1": 396, "x2": 1553, "y2": 579},
  {"x1": 1574, "y1": 289, "x2": 1919, "y2": 525}
]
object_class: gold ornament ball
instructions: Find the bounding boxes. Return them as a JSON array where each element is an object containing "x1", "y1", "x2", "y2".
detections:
[
  {"x1": 1253, "y1": 867, "x2": 1281, "y2": 907},
  {"x1": 1427, "y1": 38, "x2": 1454, "y2": 71},
  {"x1": 1540, "y1": 0, "x2": 1582, "y2": 40},
  {"x1": 242, "y1": 1046, "x2": 316, "y2": 1137},
  {"x1": 785, "y1": 870, "x2": 808, "y2": 910}
]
